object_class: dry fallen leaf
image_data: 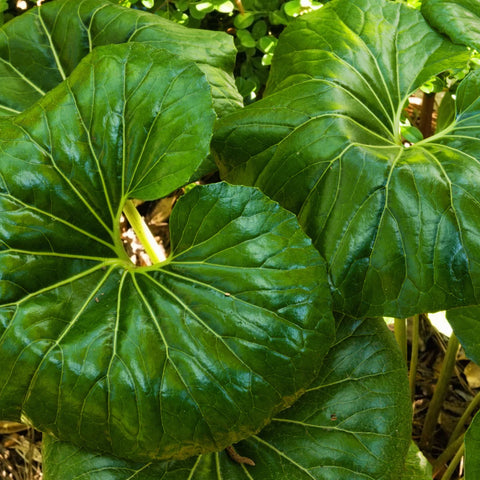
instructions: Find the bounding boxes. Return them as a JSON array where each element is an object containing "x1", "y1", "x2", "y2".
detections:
[
  {"x1": 464, "y1": 361, "x2": 480, "y2": 389},
  {"x1": 0, "y1": 421, "x2": 27, "y2": 434}
]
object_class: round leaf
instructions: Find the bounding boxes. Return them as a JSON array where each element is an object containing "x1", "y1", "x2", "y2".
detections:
[
  {"x1": 213, "y1": 0, "x2": 480, "y2": 318},
  {"x1": 0, "y1": 0, "x2": 242, "y2": 117},
  {"x1": 251, "y1": 20, "x2": 267, "y2": 40},
  {"x1": 258, "y1": 35, "x2": 277, "y2": 54},
  {"x1": 42, "y1": 316, "x2": 411, "y2": 479},
  {"x1": 237, "y1": 29, "x2": 256, "y2": 49},
  {"x1": 216, "y1": 1, "x2": 234, "y2": 14},
  {"x1": 284, "y1": 0, "x2": 302, "y2": 17},
  {"x1": 234, "y1": 12, "x2": 255, "y2": 29},
  {"x1": 0, "y1": 43, "x2": 334, "y2": 462},
  {"x1": 401, "y1": 125, "x2": 423, "y2": 143}
]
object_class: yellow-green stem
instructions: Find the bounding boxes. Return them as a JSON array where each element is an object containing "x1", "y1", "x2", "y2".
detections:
[
  {"x1": 123, "y1": 199, "x2": 164, "y2": 265},
  {"x1": 433, "y1": 434, "x2": 464, "y2": 476},
  {"x1": 449, "y1": 389, "x2": 480, "y2": 446},
  {"x1": 409, "y1": 315, "x2": 420, "y2": 401},
  {"x1": 394, "y1": 318, "x2": 407, "y2": 363},
  {"x1": 440, "y1": 442, "x2": 464, "y2": 480},
  {"x1": 420, "y1": 333, "x2": 460, "y2": 449}
]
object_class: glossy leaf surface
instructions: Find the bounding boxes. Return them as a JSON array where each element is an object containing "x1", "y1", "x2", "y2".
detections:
[
  {"x1": 43, "y1": 316, "x2": 411, "y2": 480},
  {"x1": 465, "y1": 410, "x2": 480, "y2": 479},
  {"x1": 0, "y1": 0, "x2": 242, "y2": 117},
  {"x1": 0, "y1": 43, "x2": 333, "y2": 462},
  {"x1": 422, "y1": 0, "x2": 480, "y2": 50},
  {"x1": 213, "y1": 0, "x2": 480, "y2": 317}
]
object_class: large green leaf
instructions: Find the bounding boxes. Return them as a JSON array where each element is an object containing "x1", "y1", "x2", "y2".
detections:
[
  {"x1": 0, "y1": 0, "x2": 7, "y2": 26},
  {"x1": 465, "y1": 410, "x2": 480, "y2": 479},
  {"x1": 0, "y1": 43, "x2": 333, "y2": 462},
  {"x1": 0, "y1": 0, "x2": 242, "y2": 118},
  {"x1": 42, "y1": 316, "x2": 411, "y2": 480},
  {"x1": 212, "y1": 0, "x2": 480, "y2": 318},
  {"x1": 422, "y1": 0, "x2": 480, "y2": 50},
  {"x1": 446, "y1": 306, "x2": 480, "y2": 364}
]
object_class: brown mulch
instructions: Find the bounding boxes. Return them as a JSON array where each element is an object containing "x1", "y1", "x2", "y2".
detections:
[{"x1": 0, "y1": 425, "x2": 42, "y2": 479}]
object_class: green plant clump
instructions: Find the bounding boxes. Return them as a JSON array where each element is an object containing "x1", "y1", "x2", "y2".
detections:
[{"x1": 1, "y1": 0, "x2": 480, "y2": 478}]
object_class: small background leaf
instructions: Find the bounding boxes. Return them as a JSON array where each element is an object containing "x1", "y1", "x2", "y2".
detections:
[{"x1": 401, "y1": 125, "x2": 423, "y2": 143}]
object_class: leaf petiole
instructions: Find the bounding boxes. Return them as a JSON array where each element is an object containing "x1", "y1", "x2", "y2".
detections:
[
  {"x1": 122, "y1": 199, "x2": 165, "y2": 265},
  {"x1": 420, "y1": 333, "x2": 460, "y2": 449},
  {"x1": 408, "y1": 314, "x2": 420, "y2": 401},
  {"x1": 394, "y1": 318, "x2": 407, "y2": 362}
]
